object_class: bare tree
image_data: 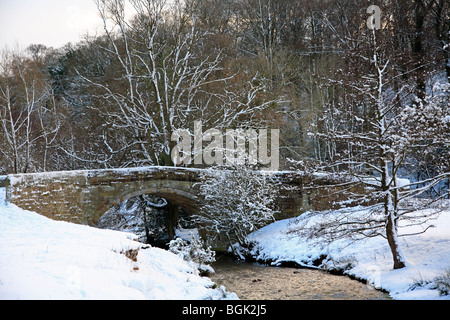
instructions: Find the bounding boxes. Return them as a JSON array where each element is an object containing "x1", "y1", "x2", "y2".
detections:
[
  {"x1": 194, "y1": 165, "x2": 280, "y2": 256},
  {"x1": 306, "y1": 27, "x2": 450, "y2": 269},
  {"x1": 0, "y1": 49, "x2": 64, "y2": 173},
  {"x1": 73, "y1": 0, "x2": 277, "y2": 168}
]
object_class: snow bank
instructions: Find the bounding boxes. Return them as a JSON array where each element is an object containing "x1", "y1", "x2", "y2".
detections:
[
  {"x1": 0, "y1": 187, "x2": 237, "y2": 300},
  {"x1": 243, "y1": 205, "x2": 450, "y2": 300}
]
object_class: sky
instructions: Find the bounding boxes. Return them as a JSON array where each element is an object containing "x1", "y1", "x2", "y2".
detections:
[{"x1": 0, "y1": 0, "x2": 103, "y2": 51}]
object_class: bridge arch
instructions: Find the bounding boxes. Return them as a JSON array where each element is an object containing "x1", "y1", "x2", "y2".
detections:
[
  {"x1": 98, "y1": 185, "x2": 201, "y2": 220},
  {"x1": 95, "y1": 184, "x2": 203, "y2": 247}
]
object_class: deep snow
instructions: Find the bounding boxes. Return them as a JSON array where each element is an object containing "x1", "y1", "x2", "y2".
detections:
[
  {"x1": 0, "y1": 187, "x2": 237, "y2": 300},
  {"x1": 241, "y1": 204, "x2": 450, "y2": 300}
]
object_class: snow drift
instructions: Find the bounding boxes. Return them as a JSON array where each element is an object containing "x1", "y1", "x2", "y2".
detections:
[{"x1": 0, "y1": 187, "x2": 237, "y2": 300}]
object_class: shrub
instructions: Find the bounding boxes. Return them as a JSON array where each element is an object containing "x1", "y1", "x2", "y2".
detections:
[{"x1": 169, "y1": 234, "x2": 216, "y2": 275}]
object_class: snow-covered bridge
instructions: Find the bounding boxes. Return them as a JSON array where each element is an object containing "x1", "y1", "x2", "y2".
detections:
[{"x1": 4, "y1": 167, "x2": 329, "y2": 226}]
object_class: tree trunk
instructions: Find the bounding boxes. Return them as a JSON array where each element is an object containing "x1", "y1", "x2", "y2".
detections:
[
  {"x1": 385, "y1": 194, "x2": 407, "y2": 269},
  {"x1": 381, "y1": 156, "x2": 406, "y2": 269},
  {"x1": 138, "y1": 195, "x2": 152, "y2": 244},
  {"x1": 165, "y1": 202, "x2": 179, "y2": 241}
]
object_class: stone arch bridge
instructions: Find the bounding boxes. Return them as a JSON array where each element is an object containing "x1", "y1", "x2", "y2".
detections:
[{"x1": 4, "y1": 166, "x2": 355, "y2": 226}]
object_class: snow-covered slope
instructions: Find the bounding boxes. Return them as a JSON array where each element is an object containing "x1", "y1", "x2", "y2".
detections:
[
  {"x1": 242, "y1": 205, "x2": 450, "y2": 300},
  {"x1": 0, "y1": 188, "x2": 237, "y2": 300}
]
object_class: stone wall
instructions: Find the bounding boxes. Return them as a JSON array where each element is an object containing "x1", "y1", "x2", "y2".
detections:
[{"x1": 6, "y1": 170, "x2": 89, "y2": 223}]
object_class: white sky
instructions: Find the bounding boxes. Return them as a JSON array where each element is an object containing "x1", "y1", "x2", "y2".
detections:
[{"x1": 0, "y1": 0, "x2": 103, "y2": 50}]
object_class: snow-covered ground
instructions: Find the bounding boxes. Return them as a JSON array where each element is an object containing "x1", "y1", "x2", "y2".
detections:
[
  {"x1": 241, "y1": 204, "x2": 450, "y2": 300},
  {"x1": 2, "y1": 182, "x2": 449, "y2": 300},
  {"x1": 0, "y1": 187, "x2": 237, "y2": 300}
]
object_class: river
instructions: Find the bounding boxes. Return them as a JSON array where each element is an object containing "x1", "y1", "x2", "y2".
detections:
[{"x1": 209, "y1": 255, "x2": 390, "y2": 300}]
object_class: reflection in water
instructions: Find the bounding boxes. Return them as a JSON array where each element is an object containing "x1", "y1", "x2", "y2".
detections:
[{"x1": 209, "y1": 255, "x2": 389, "y2": 300}]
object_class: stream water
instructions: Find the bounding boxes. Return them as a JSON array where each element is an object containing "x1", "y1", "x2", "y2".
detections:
[{"x1": 209, "y1": 255, "x2": 390, "y2": 300}]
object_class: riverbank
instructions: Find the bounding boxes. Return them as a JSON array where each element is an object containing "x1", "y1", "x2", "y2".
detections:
[{"x1": 234, "y1": 204, "x2": 450, "y2": 300}]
